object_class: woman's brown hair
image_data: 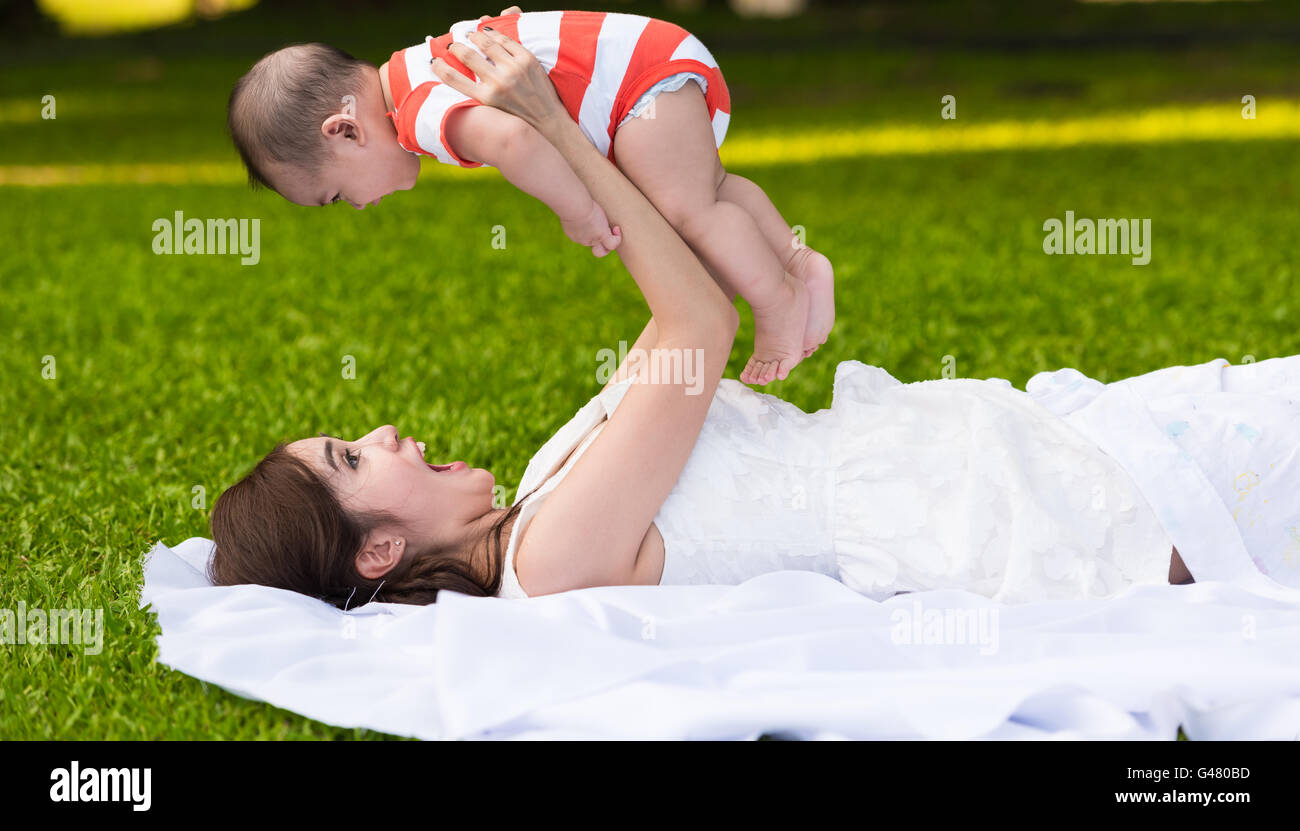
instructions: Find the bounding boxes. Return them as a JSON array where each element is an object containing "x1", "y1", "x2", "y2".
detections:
[{"x1": 208, "y1": 442, "x2": 527, "y2": 607}]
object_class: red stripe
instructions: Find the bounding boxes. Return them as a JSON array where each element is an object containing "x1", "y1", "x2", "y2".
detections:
[
  {"x1": 702, "y1": 64, "x2": 731, "y2": 117},
  {"x1": 550, "y1": 10, "x2": 603, "y2": 125},
  {"x1": 386, "y1": 48, "x2": 412, "y2": 111},
  {"x1": 392, "y1": 82, "x2": 434, "y2": 154},
  {"x1": 475, "y1": 12, "x2": 520, "y2": 43},
  {"x1": 427, "y1": 33, "x2": 476, "y2": 82}
]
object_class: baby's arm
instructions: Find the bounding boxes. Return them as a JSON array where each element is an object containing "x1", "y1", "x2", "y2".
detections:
[{"x1": 446, "y1": 105, "x2": 620, "y2": 256}]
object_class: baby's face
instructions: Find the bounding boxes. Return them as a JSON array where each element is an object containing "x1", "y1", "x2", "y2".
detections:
[{"x1": 270, "y1": 70, "x2": 421, "y2": 210}]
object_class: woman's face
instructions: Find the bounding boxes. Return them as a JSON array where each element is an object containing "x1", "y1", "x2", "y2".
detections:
[{"x1": 286, "y1": 425, "x2": 496, "y2": 559}]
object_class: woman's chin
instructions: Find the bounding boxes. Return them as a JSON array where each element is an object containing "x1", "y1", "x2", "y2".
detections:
[{"x1": 474, "y1": 469, "x2": 498, "y2": 506}]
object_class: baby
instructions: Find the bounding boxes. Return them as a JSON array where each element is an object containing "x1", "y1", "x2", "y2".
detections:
[{"x1": 227, "y1": 7, "x2": 834, "y2": 385}]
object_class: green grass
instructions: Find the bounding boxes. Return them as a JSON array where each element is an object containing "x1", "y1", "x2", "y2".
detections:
[{"x1": 1, "y1": 0, "x2": 1296, "y2": 740}]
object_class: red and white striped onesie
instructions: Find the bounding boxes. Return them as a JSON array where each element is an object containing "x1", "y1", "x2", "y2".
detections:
[{"x1": 383, "y1": 10, "x2": 732, "y2": 168}]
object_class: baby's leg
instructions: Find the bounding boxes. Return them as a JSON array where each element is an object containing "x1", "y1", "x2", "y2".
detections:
[
  {"x1": 612, "y1": 82, "x2": 808, "y2": 385},
  {"x1": 716, "y1": 173, "x2": 835, "y2": 358}
]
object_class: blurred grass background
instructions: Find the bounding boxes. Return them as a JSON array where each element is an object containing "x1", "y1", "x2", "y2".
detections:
[{"x1": 1, "y1": 0, "x2": 1296, "y2": 739}]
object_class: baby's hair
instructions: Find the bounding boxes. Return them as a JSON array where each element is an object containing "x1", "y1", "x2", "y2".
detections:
[{"x1": 227, "y1": 42, "x2": 374, "y2": 194}]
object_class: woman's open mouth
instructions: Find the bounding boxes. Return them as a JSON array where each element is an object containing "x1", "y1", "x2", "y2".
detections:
[{"x1": 412, "y1": 439, "x2": 466, "y2": 472}]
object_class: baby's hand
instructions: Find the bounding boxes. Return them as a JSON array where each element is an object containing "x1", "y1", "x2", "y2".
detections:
[{"x1": 561, "y1": 201, "x2": 622, "y2": 258}]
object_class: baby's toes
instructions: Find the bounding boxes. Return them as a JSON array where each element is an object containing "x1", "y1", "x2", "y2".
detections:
[
  {"x1": 742, "y1": 357, "x2": 769, "y2": 385},
  {"x1": 775, "y1": 355, "x2": 801, "y2": 382}
]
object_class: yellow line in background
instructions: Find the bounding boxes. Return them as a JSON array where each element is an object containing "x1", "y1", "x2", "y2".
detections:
[
  {"x1": 0, "y1": 162, "x2": 244, "y2": 186},
  {"x1": 1, "y1": 101, "x2": 1294, "y2": 186},
  {"x1": 735, "y1": 100, "x2": 1297, "y2": 163}
]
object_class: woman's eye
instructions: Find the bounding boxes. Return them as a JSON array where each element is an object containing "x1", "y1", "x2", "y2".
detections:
[{"x1": 345, "y1": 448, "x2": 359, "y2": 469}]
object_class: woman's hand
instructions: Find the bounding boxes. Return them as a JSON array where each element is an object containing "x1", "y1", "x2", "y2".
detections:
[
  {"x1": 433, "y1": 28, "x2": 567, "y2": 133},
  {"x1": 479, "y1": 6, "x2": 522, "y2": 23},
  {"x1": 561, "y1": 201, "x2": 623, "y2": 258}
]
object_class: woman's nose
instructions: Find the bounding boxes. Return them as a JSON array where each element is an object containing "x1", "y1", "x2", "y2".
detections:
[{"x1": 362, "y1": 425, "x2": 399, "y2": 446}]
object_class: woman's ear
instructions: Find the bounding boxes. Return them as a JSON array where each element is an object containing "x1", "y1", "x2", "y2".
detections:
[{"x1": 355, "y1": 533, "x2": 404, "y2": 579}]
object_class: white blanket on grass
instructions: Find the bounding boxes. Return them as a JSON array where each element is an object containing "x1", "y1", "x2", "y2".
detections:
[{"x1": 138, "y1": 536, "x2": 1300, "y2": 740}]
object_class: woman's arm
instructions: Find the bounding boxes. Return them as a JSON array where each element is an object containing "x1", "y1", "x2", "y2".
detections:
[
  {"x1": 434, "y1": 30, "x2": 738, "y2": 593},
  {"x1": 601, "y1": 265, "x2": 737, "y2": 395}
]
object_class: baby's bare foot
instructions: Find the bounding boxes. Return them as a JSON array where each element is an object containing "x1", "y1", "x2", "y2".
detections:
[
  {"x1": 788, "y1": 244, "x2": 835, "y2": 356},
  {"x1": 740, "y1": 272, "x2": 809, "y2": 385}
]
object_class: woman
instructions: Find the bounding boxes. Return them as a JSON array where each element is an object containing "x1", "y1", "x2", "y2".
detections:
[{"x1": 211, "y1": 29, "x2": 1298, "y2": 607}]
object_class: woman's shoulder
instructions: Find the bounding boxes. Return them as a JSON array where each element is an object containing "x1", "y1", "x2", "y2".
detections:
[
  {"x1": 496, "y1": 379, "x2": 637, "y2": 599},
  {"x1": 499, "y1": 419, "x2": 612, "y2": 598}
]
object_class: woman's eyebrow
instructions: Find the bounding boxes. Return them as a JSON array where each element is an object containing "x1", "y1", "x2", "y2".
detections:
[{"x1": 318, "y1": 432, "x2": 340, "y2": 472}]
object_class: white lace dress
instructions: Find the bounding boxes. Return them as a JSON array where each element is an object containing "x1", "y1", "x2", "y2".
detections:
[{"x1": 496, "y1": 357, "x2": 1300, "y2": 602}]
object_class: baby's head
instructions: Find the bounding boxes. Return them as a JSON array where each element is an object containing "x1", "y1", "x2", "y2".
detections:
[{"x1": 227, "y1": 42, "x2": 420, "y2": 209}]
